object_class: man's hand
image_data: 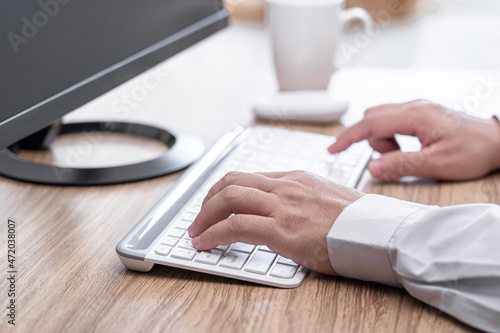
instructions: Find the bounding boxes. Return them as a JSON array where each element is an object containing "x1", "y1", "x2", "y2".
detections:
[
  {"x1": 328, "y1": 100, "x2": 500, "y2": 181},
  {"x1": 188, "y1": 171, "x2": 364, "y2": 275}
]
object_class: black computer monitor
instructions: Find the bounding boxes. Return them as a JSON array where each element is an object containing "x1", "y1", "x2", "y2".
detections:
[{"x1": 0, "y1": 0, "x2": 228, "y2": 185}]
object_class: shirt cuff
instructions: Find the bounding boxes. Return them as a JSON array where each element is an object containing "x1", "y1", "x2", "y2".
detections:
[{"x1": 327, "y1": 194, "x2": 427, "y2": 287}]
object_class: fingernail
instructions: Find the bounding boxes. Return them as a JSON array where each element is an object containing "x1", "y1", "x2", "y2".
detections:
[
  {"x1": 192, "y1": 236, "x2": 200, "y2": 248},
  {"x1": 369, "y1": 159, "x2": 385, "y2": 178},
  {"x1": 187, "y1": 224, "x2": 194, "y2": 237}
]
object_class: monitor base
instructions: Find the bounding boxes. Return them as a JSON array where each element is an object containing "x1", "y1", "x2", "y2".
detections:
[{"x1": 0, "y1": 122, "x2": 205, "y2": 186}]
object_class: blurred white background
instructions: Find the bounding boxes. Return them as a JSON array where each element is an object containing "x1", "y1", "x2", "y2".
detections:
[{"x1": 350, "y1": 0, "x2": 500, "y2": 69}]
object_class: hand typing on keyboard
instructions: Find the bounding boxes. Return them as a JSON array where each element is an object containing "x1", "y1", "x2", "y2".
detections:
[
  {"x1": 328, "y1": 100, "x2": 500, "y2": 181},
  {"x1": 188, "y1": 170, "x2": 364, "y2": 275}
]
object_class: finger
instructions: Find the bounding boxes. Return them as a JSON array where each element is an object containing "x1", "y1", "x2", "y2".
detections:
[
  {"x1": 203, "y1": 171, "x2": 276, "y2": 207},
  {"x1": 368, "y1": 149, "x2": 436, "y2": 180},
  {"x1": 327, "y1": 106, "x2": 401, "y2": 154},
  {"x1": 192, "y1": 215, "x2": 278, "y2": 251},
  {"x1": 328, "y1": 107, "x2": 425, "y2": 154},
  {"x1": 190, "y1": 185, "x2": 277, "y2": 237},
  {"x1": 368, "y1": 136, "x2": 401, "y2": 154}
]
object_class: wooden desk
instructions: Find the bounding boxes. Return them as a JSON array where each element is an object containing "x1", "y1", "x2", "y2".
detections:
[{"x1": 1, "y1": 23, "x2": 498, "y2": 333}]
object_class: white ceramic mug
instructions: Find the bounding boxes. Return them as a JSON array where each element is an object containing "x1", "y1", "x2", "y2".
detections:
[{"x1": 267, "y1": 0, "x2": 373, "y2": 91}]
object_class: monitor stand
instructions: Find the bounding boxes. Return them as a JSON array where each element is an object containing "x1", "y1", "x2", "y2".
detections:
[{"x1": 0, "y1": 121, "x2": 205, "y2": 186}]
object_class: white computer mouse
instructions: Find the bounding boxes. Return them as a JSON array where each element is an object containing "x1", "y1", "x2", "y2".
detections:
[{"x1": 253, "y1": 91, "x2": 348, "y2": 123}]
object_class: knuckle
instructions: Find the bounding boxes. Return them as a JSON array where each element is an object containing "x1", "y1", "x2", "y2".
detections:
[
  {"x1": 288, "y1": 170, "x2": 311, "y2": 181},
  {"x1": 276, "y1": 183, "x2": 305, "y2": 204},
  {"x1": 274, "y1": 177, "x2": 296, "y2": 191},
  {"x1": 228, "y1": 215, "x2": 246, "y2": 233},
  {"x1": 221, "y1": 171, "x2": 242, "y2": 186},
  {"x1": 364, "y1": 106, "x2": 377, "y2": 116},
  {"x1": 221, "y1": 185, "x2": 241, "y2": 200},
  {"x1": 403, "y1": 99, "x2": 427, "y2": 113},
  {"x1": 295, "y1": 170, "x2": 309, "y2": 176},
  {"x1": 406, "y1": 99, "x2": 442, "y2": 117}
]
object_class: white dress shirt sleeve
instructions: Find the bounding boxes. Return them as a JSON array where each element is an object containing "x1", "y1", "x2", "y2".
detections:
[{"x1": 327, "y1": 194, "x2": 500, "y2": 333}]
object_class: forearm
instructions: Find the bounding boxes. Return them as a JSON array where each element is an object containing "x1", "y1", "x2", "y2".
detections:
[{"x1": 327, "y1": 194, "x2": 500, "y2": 333}]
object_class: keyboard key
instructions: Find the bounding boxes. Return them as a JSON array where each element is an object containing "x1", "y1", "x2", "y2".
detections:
[
  {"x1": 215, "y1": 245, "x2": 229, "y2": 251},
  {"x1": 278, "y1": 256, "x2": 298, "y2": 267},
  {"x1": 231, "y1": 242, "x2": 255, "y2": 254},
  {"x1": 339, "y1": 153, "x2": 360, "y2": 167},
  {"x1": 268, "y1": 152, "x2": 292, "y2": 166},
  {"x1": 279, "y1": 164, "x2": 298, "y2": 172},
  {"x1": 155, "y1": 245, "x2": 172, "y2": 256},
  {"x1": 253, "y1": 151, "x2": 272, "y2": 164},
  {"x1": 225, "y1": 160, "x2": 241, "y2": 170},
  {"x1": 310, "y1": 161, "x2": 332, "y2": 177},
  {"x1": 195, "y1": 249, "x2": 223, "y2": 265},
  {"x1": 347, "y1": 142, "x2": 367, "y2": 154},
  {"x1": 259, "y1": 245, "x2": 273, "y2": 252},
  {"x1": 320, "y1": 154, "x2": 337, "y2": 164},
  {"x1": 219, "y1": 251, "x2": 249, "y2": 270},
  {"x1": 168, "y1": 228, "x2": 185, "y2": 238},
  {"x1": 296, "y1": 148, "x2": 317, "y2": 159},
  {"x1": 178, "y1": 239, "x2": 196, "y2": 250},
  {"x1": 187, "y1": 206, "x2": 201, "y2": 214},
  {"x1": 176, "y1": 221, "x2": 192, "y2": 230},
  {"x1": 170, "y1": 248, "x2": 197, "y2": 261},
  {"x1": 181, "y1": 212, "x2": 197, "y2": 222},
  {"x1": 193, "y1": 196, "x2": 204, "y2": 207},
  {"x1": 288, "y1": 159, "x2": 311, "y2": 171},
  {"x1": 244, "y1": 251, "x2": 276, "y2": 275},
  {"x1": 328, "y1": 169, "x2": 350, "y2": 183},
  {"x1": 270, "y1": 263, "x2": 298, "y2": 279},
  {"x1": 243, "y1": 162, "x2": 262, "y2": 172},
  {"x1": 161, "y1": 236, "x2": 179, "y2": 247},
  {"x1": 213, "y1": 171, "x2": 227, "y2": 180}
]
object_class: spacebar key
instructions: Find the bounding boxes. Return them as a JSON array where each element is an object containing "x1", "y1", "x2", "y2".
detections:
[{"x1": 244, "y1": 251, "x2": 276, "y2": 275}]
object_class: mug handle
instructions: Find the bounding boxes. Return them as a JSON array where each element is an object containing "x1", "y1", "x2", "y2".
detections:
[
  {"x1": 340, "y1": 7, "x2": 374, "y2": 32},
  {"x1": 335, "y1": 7, "x2": 374, "y2": 68}
]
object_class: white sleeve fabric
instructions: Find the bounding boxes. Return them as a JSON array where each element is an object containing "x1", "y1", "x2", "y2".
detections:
[{"x1": 327, "y1": 194, "x2": 500, "y2": 333}]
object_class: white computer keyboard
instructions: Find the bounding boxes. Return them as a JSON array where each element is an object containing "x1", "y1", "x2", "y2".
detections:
[{"x1": 117, "y1": 126, "x2": 372, "y2": 288}]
